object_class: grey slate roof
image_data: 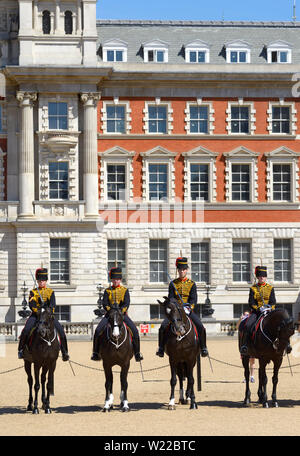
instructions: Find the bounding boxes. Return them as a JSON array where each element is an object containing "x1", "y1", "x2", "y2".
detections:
[{"x1": 96, "y1": 19, "x2": 300, "y2": 65}]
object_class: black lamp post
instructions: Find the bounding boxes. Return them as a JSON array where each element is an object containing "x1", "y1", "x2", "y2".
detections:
[
  {"x1": 18, "y1": 281, "x2": 30, "y2": 318},
  {"x1": 202, "y1": 283, "x2": 215, "y2": 317},
  {"x1": 94, "y1": 283, "x2": 105, "y2": 317}
]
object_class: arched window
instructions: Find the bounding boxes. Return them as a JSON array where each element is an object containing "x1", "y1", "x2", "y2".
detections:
[
  {"x1": 42, "y1": 10, "x2": 51, "y2": 35},
  {"x1": 64, "y1": 11, "x2": 73, "y2": 35}
]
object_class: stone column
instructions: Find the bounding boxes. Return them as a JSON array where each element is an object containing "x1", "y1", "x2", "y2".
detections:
[
  {"x1": 80, "y1": 92, "x2": 101, "y2": 218},
  {"x1": 16, "y1": 91, "x2": 37, "y2": 217}
]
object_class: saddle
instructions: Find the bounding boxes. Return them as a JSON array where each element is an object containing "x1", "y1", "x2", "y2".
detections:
[{"x1": 250, "y1": 308, "x2": 272, "y2": 342}]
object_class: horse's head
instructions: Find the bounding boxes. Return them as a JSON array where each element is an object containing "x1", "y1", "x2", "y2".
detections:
[
  {"x1": 36, "y1": 306, "x2": 55, "y2": 339},
  {"x1": 107, "y1": 304, "x2": 124, "y2": 339},
  {"x1": 157, "y1": 296, "x2": 186, "y2": 337},
  {"x1": 271, "y1": 309, "x2": 294, "y2": 352}
]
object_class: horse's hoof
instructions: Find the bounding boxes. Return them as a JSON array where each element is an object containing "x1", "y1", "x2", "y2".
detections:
[
  {"x1": 122, "y1": 407, "x2": 130, "y2": 412},
  {"x1": 168, "y1": 405, "x2": 176, "y2": 410},
  {"x1": 26, "y1": 405, "x2": 33, "y2": 412},
  {"x1": 243, "y1": 399, "x2": 251, "y2": 406},
  {"x1": 45, "y1": 408, "x2": 51, "y2": 414},
  {"x1": 272, "y1": 401, "x2": 278, "y2": 408},
  {"x1": 33, "y1": 408, "x2": 39, "y2": 415},
  {"x1": 179, "y1": 399, "x2": 186, "y2": 405},
  {"x1": 263, "y1": 402, "x2": 269, "y2": 408}
]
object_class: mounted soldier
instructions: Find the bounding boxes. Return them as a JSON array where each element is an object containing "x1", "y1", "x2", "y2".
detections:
[
  {"x1": 18, "y1": 268, "x2": 69, "y2": 361},
  {"x1": 156, "y1": 257, "x2": 208, "y2": 358},
  {"x1": 91, "y1": 266, "x2": 143, "y2": 362},
  {"x1": 240, "y1": 265, "x2": 276, "y2": 355}
]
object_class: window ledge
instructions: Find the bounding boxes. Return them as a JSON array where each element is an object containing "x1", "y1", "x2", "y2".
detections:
[{"x1": 50, "y1": 284, "x2": 77, "y2": 292}]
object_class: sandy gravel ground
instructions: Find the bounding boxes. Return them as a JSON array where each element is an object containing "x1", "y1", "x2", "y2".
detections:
[{"x1": 0, "y1": 335, "x2": 300, "y2": 437}]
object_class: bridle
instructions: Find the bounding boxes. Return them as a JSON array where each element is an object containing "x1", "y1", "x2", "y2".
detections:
[
  {"x1": 37, "y1": 307, "x2": 57, "y2": 347},
  {"x1": 166, "y1": 300, "x2": 192, "y2": 341},
  {"x1": 260, "y1": 310, "x2": 294, "y2": 351},
  {"x1": 107, "y1": 306, "x2": 127, "y2": 349}
]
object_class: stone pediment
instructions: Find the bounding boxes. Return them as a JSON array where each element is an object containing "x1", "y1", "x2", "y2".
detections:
[
  {"x1": 182, "y1": 146, "x2": 218, "y2": 158},
  {"x1": 140, "y1": 146, "x2": 176, "y2": 157},
  {"x1": 103, "y1": 38, "x2": 128, "y2": 48},
  {"x1": 100, "y1": 146, "x2": 134, "y2": 157},
  {"x1": 225, "y1": 39, "x2": 251, "y2": 49},
  {"x1": 142, "y1": 39, "x2": 169, "y2": 48},
  {"x1": 185, "y1": 40, "x2": 210, "y2": 49},
  {"x1": 267, "y1": 40, "x2": 292, "y2": 49},
  {"x1": 265, "y1": 146, "x2": 300, "y2": 157},
  {"x1": 223, "y1": 146, "x2": 259, "y2": 157}
]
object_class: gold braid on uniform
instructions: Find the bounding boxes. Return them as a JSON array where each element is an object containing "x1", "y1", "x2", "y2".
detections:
[
  {"x1": 106, "y1": 286, "x2": 128, "y2": 313},
  {"x1": 250, "y1": 283, "x2": 274, "y2": 310},
  {"x1": 29, "y1": 287, "x2": 54, "y2": 313},
  {"x1": 173, "y1": 278, "x2": 195, "y2": 309}
]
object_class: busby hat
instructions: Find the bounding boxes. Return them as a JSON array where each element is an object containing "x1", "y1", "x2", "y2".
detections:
[
  {"x1": 255, "y1": 266, "x2": 267, "y2": 278},
  {"x1": 35, "y1": 268, "x2": 48, "y2": 281},
  {"x1": 176, "y1": 257, "x2": 189, "y2": 270},
  {"x1": 109, "y1": 266, "x2": 122, "y2": 280}
]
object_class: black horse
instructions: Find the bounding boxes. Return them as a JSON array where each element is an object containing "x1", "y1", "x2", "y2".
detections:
[
  {"x1": 23, "y1": 306, "x2": 60, "y2": 414},
  {"x1": 98, "y1": 304, "x2": 134, "y2": 412},
  {"x1": 239, "y1": 308, "x2": 294, "y2": 408},
  {"x1": 157, "y1": 296, "x2": 200, "y2": 410}
]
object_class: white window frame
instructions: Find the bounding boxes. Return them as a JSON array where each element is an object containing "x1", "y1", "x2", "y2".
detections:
[
  {"x1": 149, "y1": 239, "x2": 168, "y2": 283},
  {"x1": 226, "y1": 100, "x2": 256, "y2": 135},
  {"x1": 101, "y1": 100, "x2": 131, "y2": 134},
  {"x1": 49, "y1": 237, "x2": 70, "y2": 284},
  {"x1": 225, "y1": 40, "x2": 251, "y2": 64},
  {"x1": 48, "y1": 161, "x2": 69, "y2": 201},
  {"x1": 267, "y1": 101, "x2": 296, "y2": 135},
  {"x1": 143, "y1": 99, "x2": 173, "y2": 135},
  {"x1": 185, "y1": 40, "x2": 210, "y2": 63},
  {"x1": 267, "y1": 41, "x2": 292, "y2": 64},
  {"x1": 232, "y1": 240, "x2": 251, "y2": 283},
  {"x1": 102, "y1": 39, "x2": 128, "y2": 63},
  {"x1": 191, "y1": 241, "x2": 210, "y2": 284},
  {"x1": 140, "y1": 146, "x2": 176, "y2": 202},
  {"x1": 185, "y1": 100, "x2": 215, "y2": 135},
  {"x1": 273, "y1": 239, "x2": 292, "y2": 283},
  {"x1": 107, "y1": 239, "x2": 127, "y2": 283},
  {"x1": 182, "y1": 146, "x2": 218, "y2": 202},
  {"x1": 100, "y1": 146, "x2": 134, "y2": 202},
  {"x1": 224, "y1": 147, "x2": 259, "y2": 203},
  {"x1": 265, "y1": 147, "x2": 300, "y2": 203},
  {"x1": 143, "y1": 40, "x2": 169, "y2": 63}
]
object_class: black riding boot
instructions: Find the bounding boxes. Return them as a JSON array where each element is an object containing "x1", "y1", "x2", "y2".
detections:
[
  {"x1": 199, "y1": 328, "x2": 208, "y2": 357},
  {"x1": 156, "y1": 327, "x2": 166, "y2": 357},
  {"x1": 18, "y1": 331, "x2": 27, "y2": 359},
  {"x1": 60, "y1": 334, "x2": 70, "y2": 361},
  {"x1": 132, "y1": 336, "x2": 143, "y2": 362},
  {"x1": 91, "y1": 335, "x2": 101, "y2": 361},
  {"x1": 240, "y1": 331, "x2": 249, "y2": 355}
]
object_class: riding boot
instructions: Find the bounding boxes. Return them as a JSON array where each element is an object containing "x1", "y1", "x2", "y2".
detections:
[
  {"x1": 156, "y1": 327, "x2": 166, "y2": 357},
  {"x1": 132, "y1": 336, "x2": 143, "y2": 362},
  {"x1": 60, "y1": 334, "x2": 70, "y2": 362},
  {"x1": 91, "y1": 334, "x2": 101, "y2": 361},
  {"x1": 286, "y1": 343, "x2": 292, "y2": 354},
  {"x1": 18, "y1": 331, "x2": 27, "y2": 359},
  {"x1": 240, "y1": 331, "x2": 249, "y2": 355},
  {"x1": 199, "y1": 328, "x2": 208, "y2": 357}
]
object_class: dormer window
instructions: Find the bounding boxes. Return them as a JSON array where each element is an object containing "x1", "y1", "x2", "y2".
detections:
[
  {"x1": 267, "y1": 41, "x2": 292, "y2": 63},
  {"x1": 64, "y1": 11, "x2": 73, "y2": 35},
  {"x1": 143, "y1": 40, "x2": 169, "y2": 63},
  {"x1": 185, "y1": 40, "x2": 210, "y2": 63},
  {"x1": 225, "y1": 40, "x2": 251, "y2": 63},
  {"x1": 42, "y1": 10, "x2": 51, "y2": 35},
  {"x1": 102, "y1": 39, "x2": 128, "y2": 62}
]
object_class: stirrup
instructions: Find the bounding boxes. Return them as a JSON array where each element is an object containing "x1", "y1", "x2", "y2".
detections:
[
  {"x1": 91, "y1": 352, "x2": 101, "y2": 361},
  {"x1": 135, "y1": 352, "x2": 143, "y2": 362},
  {"x1": 201, "y1": 348, "x2": 208, "y2": 358},
  {"x1": 61, "y1": 352, "x2": 70, "y2": 362},
  {"x1": 240, "y1": 345, "x2": 248, "y2": 355},
  {"x1": 18, "y1": 350, "x2": 24, "y2": 359}
]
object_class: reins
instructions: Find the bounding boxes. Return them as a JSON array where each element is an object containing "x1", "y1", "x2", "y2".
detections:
[{"x1": 108, "y1": 322, "x2": 128, "y2": 350}]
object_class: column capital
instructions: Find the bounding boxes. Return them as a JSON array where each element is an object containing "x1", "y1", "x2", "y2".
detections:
[
  {"x1": 16, "y1": 91, "x2": 37, "y2": 105},
  {"x1": 80, "y1": 92, "x2": 101, "y2": 106}
]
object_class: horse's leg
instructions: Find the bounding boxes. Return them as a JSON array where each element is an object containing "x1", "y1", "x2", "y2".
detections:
[
  {"x1": 242, "y1": 355, "x2": 251, "y2": 405},
  {"x1": 120, "y1": 363, "x2": 130, "y2": 412},
  {"x1": 177, "y1": 364, "x2": 185, "y2": 404},
  {"x1": 103, "y1": 364, "x2": 114, "y2": 412},
  {"x1": 41, "y1": 366, "x2": 47, "y2": 410},
  {"x1": 186, "y1": 364, "x2": 197, "y2": 410},
  {"x1": 24, "y1": 361, "x2": 33, "y2": 412},
  {"x1": 271, "y1": 357, "x2": 282, "y2": 408},
  {"x1": 33, "y1": 363, "x2": 41, "y2": 414},
  {"x1": 168, "y1": 362, "x2": 177, "y2": 410},
  {"x1": 258, "y1": 358, "x2": 268, "y2": 408},
  {"x1": 43, "y1": 361, "x2": 56, "y2": 414}
]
